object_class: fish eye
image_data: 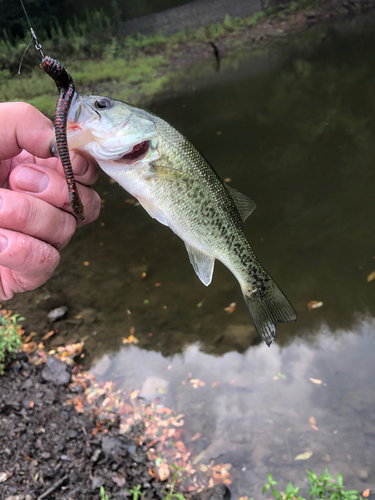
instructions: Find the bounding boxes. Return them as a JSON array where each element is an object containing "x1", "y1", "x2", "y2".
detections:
[{"x1": 95, "y1": 97, "x2": 112, "y2": 110}]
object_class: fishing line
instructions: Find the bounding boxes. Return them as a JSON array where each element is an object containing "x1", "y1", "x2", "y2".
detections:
[{"x1": 19, "y1": 0, "x2": 44, "y2": 60}]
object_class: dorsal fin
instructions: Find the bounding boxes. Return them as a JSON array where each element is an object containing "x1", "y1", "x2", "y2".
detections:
[
  {"x1": 185, "y1": 243, "x2": 215, "y2": 286},
  {"x1": 226, "y1": 185, "x2": 256, "y2": 223}
]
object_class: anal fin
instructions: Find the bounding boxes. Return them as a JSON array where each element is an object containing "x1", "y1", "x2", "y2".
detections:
[{"x1": 185, "y1": 243, "x2": 215, "y2": 286}]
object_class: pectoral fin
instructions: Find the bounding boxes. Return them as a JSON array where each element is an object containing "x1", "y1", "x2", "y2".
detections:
[
  {"x1": 137, "y1": 197, "x2": 169, "y2": 226},
  {"x1": 185, "y1": 244, "x2": 215, "y2": 286},
  {"x1": 226, "y1": 185, "x2": 256, "y2": 223},
  {"x1": 147, "y1": 164, "x2": 188, "y2": 184}
]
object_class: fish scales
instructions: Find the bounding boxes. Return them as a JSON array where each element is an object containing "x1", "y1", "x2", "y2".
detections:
[
  {"x1": 150, "y1": 117, "x2": 265, "y2": 286},
  {"x1": 67, "y1": 95, "x2": 296, "y2": 345}
]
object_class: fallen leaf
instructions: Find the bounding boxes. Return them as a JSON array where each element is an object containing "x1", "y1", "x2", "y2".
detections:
[
  {"x1": 42, "y1": 330, "x2": 55, "y2": 340},
  {"x1": 224, "y1": 302, "x2": 236, "y2": 313},
  {"x1": 157, "y1": 462, "x2": 170, "y2": 481},
  {"x1": 83, "y1": 261, "x2": 89, "y2": 266},
  {"x1": 211, "y1": 381, "x2": 220, "y2": 388},
  {"x1": 155, "y1": 283, "x2": 161, "y2": 287},
  {"x1": 309, "y1": 377, "x2": 326, "y2": 386},
  {"x1": 148, "y1": 467, "x2": 157, "y2": 478},
  {"x1": 130, "y1": 390, "x2": 139, "y2": 400},
  {"x1": 367, "y1": 271, "x2": 375, "y2": 282},
  {"x1": 190, "y1": 378, "x2": 205, "y2": 388},
  {"x1": 294, "y1": 451, "x2": 313, "y2": 461},
  {"x1": 141, "y1": 272, "x2": 147, "y2": 278},
  {"x1": 190, "y1": 432, "x2": 201, "y2": 442},
  {"x1": 112, "y1": 472, "x2": 126, "y2": 487},
  {"x1": 308, "y1": 300, "x2": 323, "y2": 309},
  {"x1": 309, "y1": 416, "x2": 319, "y2": 431},
  {"x1": 122, "y1": 334, "x2": 139, "y2": 344},
  {"x1": 363, "y1": 489, "x2": 370, "y2": 498}
]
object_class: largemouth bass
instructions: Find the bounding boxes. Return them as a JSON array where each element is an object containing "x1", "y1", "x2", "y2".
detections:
[{"x1": 67, "y1": 94, "x2": 296, "y2": 346}]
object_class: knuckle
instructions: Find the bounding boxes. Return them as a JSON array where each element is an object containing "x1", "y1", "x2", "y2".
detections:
[{"x1": 16, "y1": 195, "x2": 34, "y2": 230}]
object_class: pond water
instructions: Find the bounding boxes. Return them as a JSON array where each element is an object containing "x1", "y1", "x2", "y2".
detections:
[{"x1": 9, "y1": 12, "x2": 375, "y2": 498}]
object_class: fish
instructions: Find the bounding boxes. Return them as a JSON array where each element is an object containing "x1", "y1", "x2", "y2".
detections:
[{"x1": 67, "y1": 94, "x2": 297, "y2": 346}]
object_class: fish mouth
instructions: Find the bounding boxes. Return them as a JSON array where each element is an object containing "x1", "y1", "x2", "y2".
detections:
[{"x1": 117, "y1": 140, "x2": 150, "y2": 165}]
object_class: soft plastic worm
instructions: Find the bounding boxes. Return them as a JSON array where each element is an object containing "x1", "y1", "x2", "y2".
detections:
[{"x1": 41, "y1": 56, "x2": 85, "y2": 220}]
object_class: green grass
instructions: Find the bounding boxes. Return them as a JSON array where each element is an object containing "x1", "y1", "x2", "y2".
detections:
[
  {"x1": 0, "y1": 3, "x2": 276, "y2": 114},
  {"x1": 260, "y1": 469, "x2": 362, "y2": 500},
  {"x1": 0, "y1": 312, "x2": 23, "y2": 374}
]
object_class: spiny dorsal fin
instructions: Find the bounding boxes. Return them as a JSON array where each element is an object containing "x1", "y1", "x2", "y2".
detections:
[
  {"x1": 185, "y1": 243, "x2": 215, "y2": 286},
  {"x1": 226, "y1": 185, "x2": 256, "y2": 223}
]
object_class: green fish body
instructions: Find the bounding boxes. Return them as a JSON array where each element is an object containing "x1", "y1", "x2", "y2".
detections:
[{"x1": 67, "y1": 95, "x2": 296, "y2": 345}]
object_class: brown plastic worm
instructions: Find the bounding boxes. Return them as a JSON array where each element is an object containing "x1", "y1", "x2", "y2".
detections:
[{"x1": 40, "y1": 56, "x2": 85, "y2": 221}]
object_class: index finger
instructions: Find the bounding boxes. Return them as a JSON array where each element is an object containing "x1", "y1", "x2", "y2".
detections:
[{"x1": 0, "y1": 102, "x2": 55, "y2": 161}]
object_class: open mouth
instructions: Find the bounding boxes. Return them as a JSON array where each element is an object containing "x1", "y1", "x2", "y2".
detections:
[{"x1": 119, "y1": 141, "x2": 150, "y2": 164}]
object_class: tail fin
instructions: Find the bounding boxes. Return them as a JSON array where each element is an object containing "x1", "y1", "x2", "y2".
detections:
[{"x1": 242, "y1": 279, "x2": 296, "y2": 347}]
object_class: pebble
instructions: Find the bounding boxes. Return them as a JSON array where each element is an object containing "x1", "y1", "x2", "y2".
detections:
[
  {"x1": 0, "y1": 471, "x2": 8, "y2": 483},
  {"x1": 42, "y1": 356, "x2": 71, "y2": 386},
  {"x1": 47, "y1": 306, "x2": 68, "y2": 322},
  {"x1": 92, "y1": 475, "x2": 106, "y2": 489}
]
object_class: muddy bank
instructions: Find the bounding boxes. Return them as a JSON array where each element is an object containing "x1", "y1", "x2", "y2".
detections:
[
  {"x1": 0, "y1": 327, "x2": 232, "y2": 500},
  {"x1": 0, "y1": 355, "x2": 168, "y2": 500}
]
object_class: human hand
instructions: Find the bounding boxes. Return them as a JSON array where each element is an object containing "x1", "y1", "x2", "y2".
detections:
[{"x1": 0, "y1": 102, "x2": 101, "y2": 300}]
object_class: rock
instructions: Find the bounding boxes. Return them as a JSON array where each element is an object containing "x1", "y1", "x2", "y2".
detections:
[
  {"x1": 42, "y1": 356, "x2": 71, "y2": 386},
  {"x1": 192, "y1": 484, "x2": 231, "y2": 500},
  {"x1": 92, "y1": 475, "x2": 106, "y2": 490},
  {"x1": 0, "y1": 471, "x2": 8, "y2": 483},
  {"x1": 102, "y1": 436, "x2": 120, "y2": 454},
  {"x1": 41, "y1": 452, "x2": 51, "y2": 459},
  {"x1": 47, "y1": 306, "x2": 68, "y2": 322}
]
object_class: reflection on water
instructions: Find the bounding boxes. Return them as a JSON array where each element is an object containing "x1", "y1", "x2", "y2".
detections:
[
  {"x1": 91, "y1": 316, "x2": 375, "y2": 496},
  {"x1": 8, "y1": 11, "x2": 375, "y2": 497}
]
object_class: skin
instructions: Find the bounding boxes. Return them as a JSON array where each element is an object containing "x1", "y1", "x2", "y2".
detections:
[{"x1": 0, "y1": 102, "x2": 101, "y2": 300}]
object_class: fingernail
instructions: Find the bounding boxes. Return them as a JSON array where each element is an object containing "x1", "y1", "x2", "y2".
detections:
[
  {"x1": 0, "y1": 235, "x2": 8, "y2": 253},
  {"x1": 50, "y1": 138, "x2": 59, "y2": 158},
  {"x1": 15, "y1": 167, "x2": 49, "y2": 193},
  {"x1": 72, "y1": 153, "x2": 89, "y2": 176}
]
